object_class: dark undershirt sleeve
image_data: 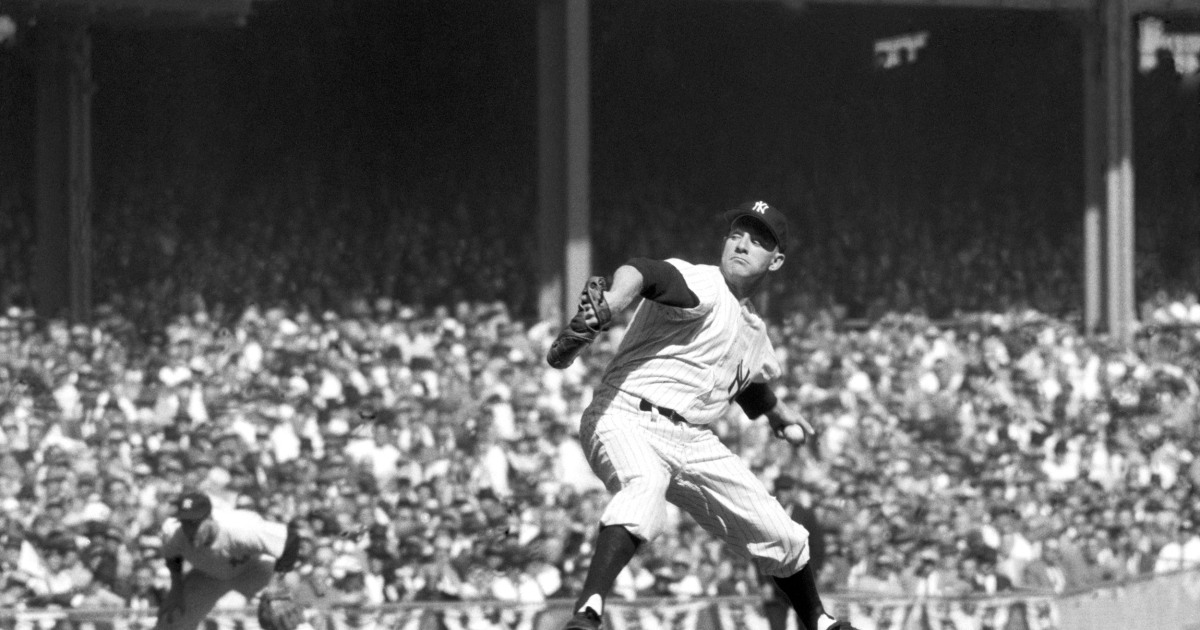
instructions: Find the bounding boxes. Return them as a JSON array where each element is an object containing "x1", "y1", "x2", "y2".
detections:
[
  {"x1": 735, "y1": 382, "x2": 778, "y2": 418},
  {"x1": 273, "y1": 520, "x2": 303, "y2": 573},
  {"x1": 626, "y1": 258, "x2": 700, "y2": 308}
]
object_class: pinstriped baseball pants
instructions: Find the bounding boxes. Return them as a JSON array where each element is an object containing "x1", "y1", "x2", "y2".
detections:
[{"x1": 580, "y1": 386, "x2": 811, "y2": 577}]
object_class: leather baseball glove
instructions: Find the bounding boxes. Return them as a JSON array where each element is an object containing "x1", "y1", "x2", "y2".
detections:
[
  {"x1": 546, "y1": 276, "x2": 611, "y2": 369},
  {"x1": 257, "y1": 591, "x2": 304, "y2": 630}
]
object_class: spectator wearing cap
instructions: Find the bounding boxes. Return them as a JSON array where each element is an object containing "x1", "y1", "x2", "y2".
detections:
[
  {"x1": 414, "y1": 539, "x2": 467, "y2": 602},
  {"x1": 72, "y1": 565, "x2": 128, "y2": 612},
  {"x1": 344, "y1": 416, "x2": 403, "y2": 490},
  {"x1": 662, "y1": 552, "x2": 705, "y2": 599},
  {"x1": 361, "y1": 554, "x2": 391, "y2": 605},
  {"x1": 1111, "y1": 522, "x2": 1156, "y2": 578},
  {"x1": 988, "y1": 506, "x2": 1036, "y2": 588},
  {"x1": 1021, "y1": 537, "x2": 1069, "y2": 594},
  {"x1": 1038, "y1": 532, "x2": 1096, "y2": 591},
  {"x1": 487, "y1": 543, "x2": 546, "y2": 604},
  {"x1": 126, "y1": 560, "x2": 169, "y2": 611},
  {"x1": 385, "y1": 558, "x2": 423, "y2": 603},
  {"x1": 0, "y1": 415, "x2": 28, "y2": 453},
  {"x1": 851, "y1": 548, "x2": 907, "y2": 596},
  {"x1": 25, "y1": 531, "x2": 91, "y2": 608},
  {"x1": 1153, "y1": 519, "x2": 1200, "y2": 573},
  {"x1": 83, "y1": 524, "x2": 135, "y2": 598},
  {"x1": 154, "y1": 491, "x2": 306, "y2": 630},
  {"x1": 965, "y1": 548, "x2": 1014, "y2": 595},
  {"x1": 523, "y1": 540, "x2": 565, "y2": 599},
  {"x1": 328, "y1": 554, "x2": 370, "y2": 610},
  {"x1": 37, "y1": 463, "x2": 75, "y2": 503},
  {"x1": 613, "y1": 553, "x2": 656, "y2": 601},
  {"x1": 909, "y1": 545, "x2": 970, "y2": 597}
]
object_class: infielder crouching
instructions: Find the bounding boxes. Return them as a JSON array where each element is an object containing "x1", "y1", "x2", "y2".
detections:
[
  {"x1": 546, "y1": 201, "x2": 857, "y2": 630},
  {"x1": 156, "y1": 491, "x2": 308, "y2": 630}
]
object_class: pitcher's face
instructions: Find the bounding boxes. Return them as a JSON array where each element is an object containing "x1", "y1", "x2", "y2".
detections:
[{"x1": 720, "y1": 217, "x2": 784, "y2": 292}]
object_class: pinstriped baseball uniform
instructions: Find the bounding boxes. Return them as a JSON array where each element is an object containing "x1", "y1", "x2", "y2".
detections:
[
  {"x1": 157, "y1": 508, "x2": 288, "y2": 630},
  {"x1": 580, "y1": 258, "x2": 810, "y2": 577}
]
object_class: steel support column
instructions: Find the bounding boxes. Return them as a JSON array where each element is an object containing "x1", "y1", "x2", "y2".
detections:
[
  {"x1": 1103, "y1": 0, "x2": 1136, "y2": 342},
  {"x1": 1082, "y1": 9, "x2": 1103, "y2": 335},
  {"x1": 537, "y1": 0, "x2": 591, "y2": 326},
  {"x1": 1082, "y1": 0, "x2": 1136, "y2": 341},
  {"x1": 34, "y1": 21, "x2": 92, "y2": 324}
]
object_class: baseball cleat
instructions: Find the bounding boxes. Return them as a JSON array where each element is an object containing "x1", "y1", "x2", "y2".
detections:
[{"x1": 563, "y1": 609, "x2": 602, "y2": 630}]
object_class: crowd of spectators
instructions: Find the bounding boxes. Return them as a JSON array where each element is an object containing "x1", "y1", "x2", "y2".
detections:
[
  {"x1": 1, "y1": 293, "x2": 1199, "y2": 616},
  {"x1": 0, "y1": 1, "x2": 1198, "y2": 619}
]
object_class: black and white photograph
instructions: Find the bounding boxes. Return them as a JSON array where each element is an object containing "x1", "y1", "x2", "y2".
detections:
[{"x1": 0, "y1": 1, "x2": 1198, "y2": 629}]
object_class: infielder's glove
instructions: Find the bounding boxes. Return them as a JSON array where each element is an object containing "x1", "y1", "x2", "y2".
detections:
[
  {"x1": 546, "y1": 276, "x2": 611, "y2": 369},
  {"x1": 257, "y1": 592, "x2": 303, "y2": 630}
]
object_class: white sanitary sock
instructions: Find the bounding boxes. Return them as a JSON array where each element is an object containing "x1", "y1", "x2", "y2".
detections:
[{"x1": 577, "y1": 594, "x2": 603, "y2": 616}]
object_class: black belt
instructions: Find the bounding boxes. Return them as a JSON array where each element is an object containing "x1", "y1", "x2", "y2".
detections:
[{"x1": 639, "y1": 398, "x2": 689, "y2": 424}]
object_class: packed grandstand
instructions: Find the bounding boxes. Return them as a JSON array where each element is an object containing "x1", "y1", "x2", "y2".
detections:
[{"x1": 0, "y1": 2, "x2": 1199, "y2": 630}]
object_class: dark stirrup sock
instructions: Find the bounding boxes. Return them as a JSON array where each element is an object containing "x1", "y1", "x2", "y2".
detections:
[
  {"x1": 772, "y1": 565, "x2": 826, "y2": 630},
  {"x1": 574, "y1": 525, "x2": 642, "y2": 613}
]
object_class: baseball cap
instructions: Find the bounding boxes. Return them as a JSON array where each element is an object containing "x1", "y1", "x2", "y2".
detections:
[
  {"x1": 723, "y1": 200, "x2": 789, "y2": 253},
  {"x1": 172, "y1": 491, "x2": 213, "y2": 521}
]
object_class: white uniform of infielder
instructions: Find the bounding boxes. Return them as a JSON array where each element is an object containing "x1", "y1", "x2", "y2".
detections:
[
  {"x1": 557, "y1": 201, "x2": 857, "y2": 630},
  {"x1": 156, "y1": 492, "x2": 294, "y2": 630}
]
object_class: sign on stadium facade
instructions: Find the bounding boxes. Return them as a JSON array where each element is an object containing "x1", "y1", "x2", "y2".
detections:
[
  {"x1": 1139, "y1": 17, "x2": 1200, "y2": 76},
  {"x1": 874, "y1": 31, "x2": 930, "y2": 70}
]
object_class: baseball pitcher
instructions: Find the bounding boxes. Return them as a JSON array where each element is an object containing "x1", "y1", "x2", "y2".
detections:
[{"x1": 547, "y1": 201, "x2": 857, "y2": 630}]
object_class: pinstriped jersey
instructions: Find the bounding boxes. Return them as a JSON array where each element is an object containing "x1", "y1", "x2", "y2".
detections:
[
  {"x1": 601, "y1": 258, "x2": 781, "y2": 425},
  {"x1": 160, "y1": 508, "x2": 288, "y2": 580}
]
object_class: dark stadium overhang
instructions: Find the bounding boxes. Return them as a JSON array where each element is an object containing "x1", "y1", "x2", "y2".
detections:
[
  {"x1": 4, "y1": 0, "x2": 1189, "y2": 340},
  {"x1": 0, "y1": 0, "x2": 258, "y2": 28},
  {"x1": 752, "y1": 0, "x2": 1193, "y2": 11},
  {"x1": 9, "y1": 0, "x2": 263, "y2": 325},
  {"x1": 4, "y1": 0, "x2": 1191, "y2": 25}
]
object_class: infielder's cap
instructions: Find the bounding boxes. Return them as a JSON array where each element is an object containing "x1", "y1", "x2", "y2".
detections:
[
  {"x1": 724, "y1": 200, "x2": 789, "y2": 252},
  {"x1": 172, "y1": 491, "x2": 213, "y2": 521}
]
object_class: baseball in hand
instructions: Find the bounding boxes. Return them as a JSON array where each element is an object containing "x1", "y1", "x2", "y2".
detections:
[{"x1": 781, "y1": 424, "x2": 807, "y2": 445}]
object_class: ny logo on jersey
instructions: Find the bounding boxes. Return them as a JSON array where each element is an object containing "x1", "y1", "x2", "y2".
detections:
[
  {"x1": 726, "y1": 360, "x2": 750, "y2": 400},
  {"x1": 751, "y1": 201, "x2": 769, "y2": 214}
]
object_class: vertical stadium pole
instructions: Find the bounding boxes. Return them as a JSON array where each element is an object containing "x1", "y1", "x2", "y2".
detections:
[
  {"x1": 35, "y1": 21, "x2": 93, "y2": 325},
  {"x1": 1083, "y1": 0, "x2": 1137, "y2": 341},
  {"x1": 68, "y1": 23, "x2": 93, "y2": 326},
  {"x1": 1103, "y1": 0, "x2": 1136, "y2": 343},
  {"x1": 1082, "y1": 7, "x2": 1104, "y2": 336},
  {"x1": 563, "y1": 0, "x2": 592, "y2": 326},
  {"x1": 537, "y1": 0, "x2": 566, "y2": 325},
  {"x1": 537, "y1": 0, "x2": 591, "y2": 326}
]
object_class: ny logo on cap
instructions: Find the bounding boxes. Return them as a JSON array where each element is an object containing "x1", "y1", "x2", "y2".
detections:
[
  {"x1": 752, "y1": 201, "x2": 769, "y2": 214},
  {"x1": 181, "y1": 498, "x2": 194, "y2": 510}
]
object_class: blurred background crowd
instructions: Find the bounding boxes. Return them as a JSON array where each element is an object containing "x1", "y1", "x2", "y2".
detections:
[
  {"x1": 1, "y1": 300, "x2": 1199, "y2": 613},
  {"x1": 0, "y1": 0, "x2": 1199, "y2": 617}
]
